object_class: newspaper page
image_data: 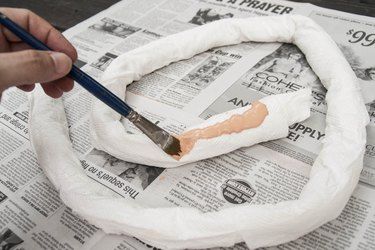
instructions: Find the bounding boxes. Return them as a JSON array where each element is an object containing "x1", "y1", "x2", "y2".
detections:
[{"x1": 0, "y1": 0, "x2": 375, "y2": 250}]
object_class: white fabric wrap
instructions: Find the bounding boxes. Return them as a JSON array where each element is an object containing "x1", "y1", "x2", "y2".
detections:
[
  {"x1": 29, "y1": 15, "x2": 369, "y2": 249},
  {"x1": 91, "y1": 86, "x2": 311, "y2": 167}
]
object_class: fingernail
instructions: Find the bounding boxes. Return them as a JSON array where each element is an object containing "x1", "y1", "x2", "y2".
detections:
[{"x1": 50, "y1": 52, "x2": 72, "y2": 75}]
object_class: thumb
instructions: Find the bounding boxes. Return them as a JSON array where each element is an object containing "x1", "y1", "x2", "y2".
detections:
[{"x1": 0, "y1": 50, "x2": 72, "y2": 90}]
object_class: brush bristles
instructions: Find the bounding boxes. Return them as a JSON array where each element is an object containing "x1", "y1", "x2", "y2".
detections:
[
  {"x1": 163, "y1": 136, "x2": 182, "y2": 156},
  {"x1": 127, "y1": 111, "x2": 182, "y2": 156}
]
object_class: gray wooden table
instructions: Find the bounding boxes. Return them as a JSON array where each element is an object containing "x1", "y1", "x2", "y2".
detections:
[{"x1": 1, "y1": 0, "x2": 375, "y2": 31}]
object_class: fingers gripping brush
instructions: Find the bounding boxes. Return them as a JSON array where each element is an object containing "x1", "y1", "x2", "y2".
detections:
[{"x1": 0, "y1": 12, "x2": 182, "y2": 157}]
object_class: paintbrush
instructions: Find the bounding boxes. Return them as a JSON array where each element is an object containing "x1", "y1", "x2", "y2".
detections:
[{"x1": 0, "y1": 12, "x2": 181, "y2": 156}]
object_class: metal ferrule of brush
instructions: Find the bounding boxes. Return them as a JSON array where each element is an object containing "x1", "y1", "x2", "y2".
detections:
[{"x1": 127, "y1": 111, "x2": 174, "y2": 150}]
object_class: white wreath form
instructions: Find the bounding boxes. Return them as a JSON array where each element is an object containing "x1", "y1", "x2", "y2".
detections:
[{"x1": 29, "y1": 15, "x2": 369, "y2": 249}]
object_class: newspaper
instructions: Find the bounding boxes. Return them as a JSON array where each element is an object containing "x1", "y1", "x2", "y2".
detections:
[{"x1": 0, "y1": 0, "x2": 374, "y2": 249}]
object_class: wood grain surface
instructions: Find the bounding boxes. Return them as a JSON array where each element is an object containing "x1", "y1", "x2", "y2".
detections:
[{"x1": 0, "y1": 0, "x2": 374, "y2": 31}]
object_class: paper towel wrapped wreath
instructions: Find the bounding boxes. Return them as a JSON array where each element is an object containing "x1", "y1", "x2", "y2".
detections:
[{"x1": 29, "y1": 15, "x2": 369, "y2": 249}]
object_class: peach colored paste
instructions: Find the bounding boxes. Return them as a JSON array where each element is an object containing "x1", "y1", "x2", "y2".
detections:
[{"x1": 174, "y1": 101, "x2": 268, "y2": 160}]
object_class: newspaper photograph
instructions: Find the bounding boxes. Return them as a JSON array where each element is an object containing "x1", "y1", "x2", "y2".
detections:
[
  {"x1": 90, "y1": 53, "x2": 118, "y2": 72},
  {"x1": 86, "y1": 149, "x2": 165, "y2": 191},
  {"x1": 0, "y1": 0, "x2": 375, "y2": 249},
  {"x1": 0, "y1": 228, "x2": 23, "y2": 250},
  {"x1": 189, "y1": 8, "x2": 234, "y2": 25},
  {"x1": 89, "y1": 17, "x2": 141, "y2": 38}
]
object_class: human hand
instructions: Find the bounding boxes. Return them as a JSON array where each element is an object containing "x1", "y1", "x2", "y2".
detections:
[{"x1": 0, "y1": 8, "x2": 77, "y2": 98}]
